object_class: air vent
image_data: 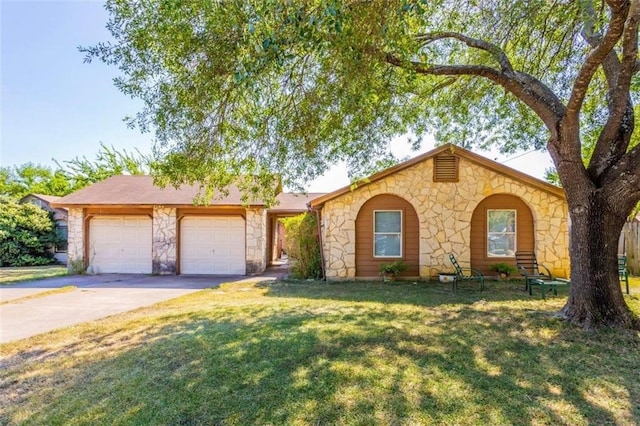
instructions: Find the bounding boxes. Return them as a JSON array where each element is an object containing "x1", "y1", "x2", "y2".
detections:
[{"x1": 433, "y1": 155, "x2": 459, "y2": 182}]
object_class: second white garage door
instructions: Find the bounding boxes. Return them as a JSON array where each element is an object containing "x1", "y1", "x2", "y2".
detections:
[
  {"x1": 180, "y1": 216, "x2": 246, "y2": 275},
  {"x1": 89, "y1": 216, "x2": 152, "y2": 274}
]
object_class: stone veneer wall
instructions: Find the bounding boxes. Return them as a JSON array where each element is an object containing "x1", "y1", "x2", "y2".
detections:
[
  {"x1": 321, "y1": 157, "x2": 570, "y2": 279},
  {"x1": 66, "y1": 208, "x2": 84, "y2": 273},
  {"x1": 152, "y1": 206, "x2": 177, "y2": 274},
  {"x1": 245, "y1": 208, "x2": 267, "y2": 273}
]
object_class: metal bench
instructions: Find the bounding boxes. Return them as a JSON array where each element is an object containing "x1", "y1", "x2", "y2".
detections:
[
  {"x1": 516, "y1": 251, "x2": 553, "y2": 292},
  {"x1": 619, "y1": 255, "x2": 630, "y2": 295},
  {"x1": 530, "y1": 278, "x2": 570, "y2": 299}
]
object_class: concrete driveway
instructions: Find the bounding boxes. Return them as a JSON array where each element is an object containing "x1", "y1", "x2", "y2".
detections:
[{"x1": 0, "y1": 271, "x2": 283, "y2": 344}]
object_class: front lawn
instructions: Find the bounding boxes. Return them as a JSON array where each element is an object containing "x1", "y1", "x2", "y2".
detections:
[
  {"x1": 1, "y1": 279, "x2": 639, "y2": 425},
  {"x1": 0, "y1": 265, "x2": 67, "y2": 285}
]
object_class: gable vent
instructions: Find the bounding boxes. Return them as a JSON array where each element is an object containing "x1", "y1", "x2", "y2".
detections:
[{"x1": 433, "y1": 155, "x2": 459, "y2": 182}]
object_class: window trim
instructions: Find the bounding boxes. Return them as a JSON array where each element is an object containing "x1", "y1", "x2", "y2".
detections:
[
  {"x1": 55, "y1": 224, "x2": 68, "y2": 253},
  {"x1": 487, "y1": 209, "x2": 517, "y2": 258},
  {"x1": 373, "y1": 210, "x2": 403, "y2": 258}
]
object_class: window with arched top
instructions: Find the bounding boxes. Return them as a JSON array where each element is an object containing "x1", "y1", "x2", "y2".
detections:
[
  {"x1": 355, "y1": 194, "x2": 419, "y2": 277},
  {"x1": 471, "y1": 194, "x2": 534, "y2": 275}
]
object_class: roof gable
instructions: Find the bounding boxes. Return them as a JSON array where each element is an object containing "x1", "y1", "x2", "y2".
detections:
[{"x1": 309, "y1": 144, "x2": 564, "y2": 207}]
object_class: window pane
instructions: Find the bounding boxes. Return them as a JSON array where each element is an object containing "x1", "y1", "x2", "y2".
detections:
[
  {"x1": 488, "y1": 210, "x2": 515, "y2": 233},
  {"x1": 487, "y1": 210, "x2": 516, "y2": 257},
  {"x1": 488, "y1": 234, "x2": 515, "y2": 256},
  {"x1": 374, "y1": 234, "x2": 401, "y2": 257},
  {"x1": 374, "y1": 211, "x2": 401, "y2": 232}
]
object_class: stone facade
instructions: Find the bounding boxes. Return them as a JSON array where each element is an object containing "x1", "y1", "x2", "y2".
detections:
[
  {"x1": 152, "y1": 206, "x2": 177, "y2": 274},
  {"x1": 66, "y1": 208, "x2": 84, "y2": 273},
  {"x1": 245, "y1": 208, "x2": 267, "y2": 273},
  {"x1": 65, "y1": 206, "x2": 269, "y2": 275},
  {"x1": 320, "y1": 156, "x2": 570, "y2": 279}
]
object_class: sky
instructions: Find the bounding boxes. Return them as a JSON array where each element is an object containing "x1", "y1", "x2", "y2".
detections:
[{"x1": 1, "y1": 0, "x2": 555, "y2": 193}]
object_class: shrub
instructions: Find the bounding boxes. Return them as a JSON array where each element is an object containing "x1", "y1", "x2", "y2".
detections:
[
  {"x1": 379, "y1": 260, "x2": 408, "y2": 276},
  {"x1": 489, "y1": 262, "x2": 518, "y2": 276},
  {"x1": 280, "y1": 213, "x2": 322, "y2": 279},
  {"x1": 0, "y1": 197, "x2": 61, "y2": 266}
]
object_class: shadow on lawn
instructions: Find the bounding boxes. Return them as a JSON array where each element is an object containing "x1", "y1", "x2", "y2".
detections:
[
  {"x1": 2, "y1": 294, "x2": 639, "y2": 425},
  {"x1": 263, "y1": 278, "x2": 567, "y2": 307}
]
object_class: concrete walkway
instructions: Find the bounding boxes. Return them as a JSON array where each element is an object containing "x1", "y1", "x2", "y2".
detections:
[{"x1": 0, "y1": 268, "x2": 286, "y2": 344}]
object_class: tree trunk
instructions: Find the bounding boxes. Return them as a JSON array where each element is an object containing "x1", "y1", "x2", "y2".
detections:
[{"x1": 559, "y1": 192, "x2": 638, "y2": 329}]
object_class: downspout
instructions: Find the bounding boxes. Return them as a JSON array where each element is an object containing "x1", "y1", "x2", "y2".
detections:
[{"x1": 309, "y1": 204, "x2": 326, "y2": 281}]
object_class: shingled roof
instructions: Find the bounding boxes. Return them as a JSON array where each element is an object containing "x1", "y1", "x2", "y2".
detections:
[{"x1": 52, "y1": 175, "x2": 324, "y2": 211}]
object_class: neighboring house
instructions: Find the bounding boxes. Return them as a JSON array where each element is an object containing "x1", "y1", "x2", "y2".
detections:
[
  {"x1": 19, "y1": 193, "x2": 68, "y2": 263},
  {"x1": 309, "y1": 144, "x2": 570, "y2": 280},
  {"x1": 52, "y1": 175, "x2": 324, "y2": 275}
]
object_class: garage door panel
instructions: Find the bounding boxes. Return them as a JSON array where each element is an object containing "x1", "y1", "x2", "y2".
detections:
[
  {"x1": 89, "y1": 216, "x2": 152, "y2": 274},
  {"x1": 181, "y1": 216, "x2": 245, "y2": 275}
]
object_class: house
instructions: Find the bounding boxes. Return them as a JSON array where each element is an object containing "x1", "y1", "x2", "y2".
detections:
[
  {"x1": 51, "y1": 175, "x2": 324, "y2": 275},
  {"x1": 19, "y1": 193, "x2": 68, "y2": 263},
  {"x1": 309, "y1": 144, "x2": 570, "y2": 280}
]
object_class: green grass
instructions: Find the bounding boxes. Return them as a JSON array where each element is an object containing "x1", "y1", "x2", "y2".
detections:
[
  {"x1": 0, "y1": 265, "x2": 67, "y2": 285},
  {"x1": 627, "y1": 275, "x2": 640, "y2": 294},
  {"x1": 1, "y1": 279, "x2": 639, "y2": 425},
  {"x1": 0, "y1": 286, "x2": 76, "y2": 305}
]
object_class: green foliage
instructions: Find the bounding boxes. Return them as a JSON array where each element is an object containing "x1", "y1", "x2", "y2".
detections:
[
  {"x1": 379, "y1": 260, "x2": 408, "y2": 275},
  {"x1": 0, "y1": 197, "x2": 61, "y2": 267},
  {"x1": 81, "y1": 0, "x2": 620, "y2": 200},
  {"x1": 1, "y1": 143, "x2": 150, "y2": 199},
  {"x1": 280, "y1": 213, "x2": 322, "y2": 279},
  {"x1": 489, "y1": 262, "x2": 518, "y2": 276},
  {"x1": 0, "y1": 163, "x2": 72, "y2": 199},
  {"x1": 55, "y1": 142, "x2": 150, "y2": 190}
]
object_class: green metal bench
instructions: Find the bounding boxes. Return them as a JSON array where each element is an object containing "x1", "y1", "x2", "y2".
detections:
[
  {"x1": 530, "y1": 278, "x2": 570, "y2": 299},
  {"x1": 516, "y1": 251, "x2": 553, "y2": 292},
  {"x1": 449, "y1": 254, "x2": 484, "y2": 292},
  {"x1": 619, "y1": 255, "x2": 630, "y2": 295}
]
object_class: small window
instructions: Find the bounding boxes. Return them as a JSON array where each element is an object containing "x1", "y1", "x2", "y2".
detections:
[
  {"x1": 56, "y1": 224, "x2": 68, "y2": 253},
  {"x1": 374, "y1": 211, "x2": 402, "y2": 257},
  {"x1": 433, "y1": 155, "x2": 459, "y2": 182},
  {"x1": 487, "y1": 210, "x2": 516, "y2": 257}
]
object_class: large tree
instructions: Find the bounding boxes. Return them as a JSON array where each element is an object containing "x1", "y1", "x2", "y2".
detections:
[{"x1": 84, "y1": 0, "x2": 640, "y2": 329}]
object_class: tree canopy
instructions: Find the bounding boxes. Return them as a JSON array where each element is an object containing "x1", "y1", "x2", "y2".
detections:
[
  {"x1": 83, "y1": 0, "x2": 638, "y2": 201},
  {"x1": 1, "y1": 143, "x2": 149, "y2": 199},
  {"x1": 85, "y1": 0, "x2": 640, "y2": 329}
]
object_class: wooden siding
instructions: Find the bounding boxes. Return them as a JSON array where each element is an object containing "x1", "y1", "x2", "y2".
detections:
[
  {"x1": 620, "y1": 220, "x2": 640, "y2": 275},
  {"x1": 85, "y1": 207, "x2": 153, "y2": 217},
  {"x1": 470, "y1": 194, "x2": 534, "y2": 276},
  {"x1": 355, "y1": 194, "x2": 419, "y2": 277}
]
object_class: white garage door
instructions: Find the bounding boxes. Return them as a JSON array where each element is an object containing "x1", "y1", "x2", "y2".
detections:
[
  {"x1": 181, "y1": 216, "x2": 246, "y2": 275},
  {"x1": 89, "y1": 216, "x2": 152, "y2": 274}
]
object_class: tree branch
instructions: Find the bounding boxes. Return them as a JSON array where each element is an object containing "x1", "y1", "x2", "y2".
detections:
[
  {"x1": 587, "y1": 1, "x2": 639, "y2": 179},
  {"x1": 565, "y1": 1, "x2": 631, "y2": 123},
  {"x1": 382, "y1": 52, "x2": 564, "y2": 135},
  {"x1": 415, "y1": 32, "x2": 514, "y2": 73}
]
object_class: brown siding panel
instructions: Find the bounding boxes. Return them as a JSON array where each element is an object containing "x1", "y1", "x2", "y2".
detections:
[
  {"x1": 355, "y1": 194, "x2": 419, "y2": 277},
  {"x1": 470, "y1": 194, "x2": 535, "y2": 276}
]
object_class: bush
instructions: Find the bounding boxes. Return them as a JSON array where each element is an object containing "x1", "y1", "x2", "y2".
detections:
[
  {"x1": 280, "y1": 213, "x2": 322, "y2": 279},
  {"x1": 0, "y1": 197, "x2": 61, "y2": 266}
]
